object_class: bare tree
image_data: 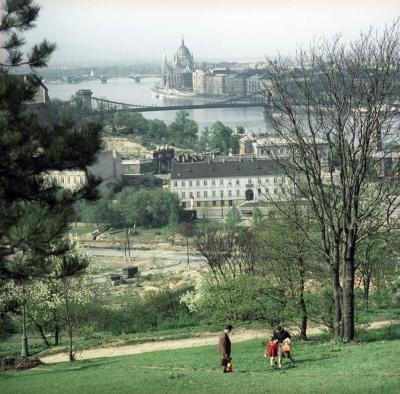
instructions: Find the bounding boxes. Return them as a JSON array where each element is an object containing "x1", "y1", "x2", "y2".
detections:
[
  {"x1": 265, "y1": 22, "x2": 400, "y2": 340},
  {"x1": 195, "y1": 222, "x2": 258, "y2": 281}
]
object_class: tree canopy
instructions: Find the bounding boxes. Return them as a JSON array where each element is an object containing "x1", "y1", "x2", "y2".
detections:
[{"x1": 0, "y1": 0, "x2": 102, "y2": 279}]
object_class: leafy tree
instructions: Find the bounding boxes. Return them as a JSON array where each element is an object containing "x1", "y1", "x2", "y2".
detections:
[
  {"x1": 356, "y1": 232, "x2": 399, "y2": 309},
  {"x1": 0, "y1": 0, "x2": 102, "y2": 280},
  {"x1": 147, "y1": 119, "x2": 167, "y2": 141},
  {"x1": 209, "y1": 121, "x2": 233, "y2": 154},
  {"x1": 226, "y1": 206, "x2": 241, "y2": 227},
  {"x1": 167, "y1": 111, "x2": 198, "y2": 148},
  {"x1": 2, "y1": 237, "x2": 92, "y2": 355},
  {"x1": 116, "y1": 189, "x2": 151, "y2": 227},
  {"x1": 112, "y1": 112, "x2": 148, "y2": 135},
  {"x1": 113, "y1": 112, "x2": 131, "y2": 130},
  {"x1": 58, "y1": 262, "x2": 98, "y2": 362},
  {"x1": 256, "y1": 202, "x2": 321, "y2": 340},
  {"x1": 196, "y1": 127, "x2": 210, "y2": 152},
  {"x1": 166, "y1": 209, "x2": 179, "y2": 245},
  {"x1": 126, "y1": 113, "x2": 148, "y2": 135},
  {"x1": 115, "y1": 188, "x2": 181, "y2": 228},
  {"x1": 180, "y1": 274, "x2": 285, "y2": 325},
  {"x1": 251, "y1": 207, "x2": 263, "y2": 227},
  {"x1": 149, "y1": 189, "x2": 182, "y2": 227}
]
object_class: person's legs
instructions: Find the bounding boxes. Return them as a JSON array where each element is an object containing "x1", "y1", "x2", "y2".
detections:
[
  {"x1": 269, "y1": 356, "x2": 275, "y2": 368},
  {"x1": 221, "y1": 357, "x2": 227, "y2": 373},
  {"x1": 287, "y1": 352, "x2": 295, "y2": 365},
  {"x1": 278, "y1": 345, "x2": 283, "y2": 368}
]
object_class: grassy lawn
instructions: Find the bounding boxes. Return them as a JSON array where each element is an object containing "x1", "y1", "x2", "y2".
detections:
[
  {"x1": 0, "y1": 324, "x2": 220, "y2": 359},
  {"x1": 68, "y1": 223, "x2": 97, "y2": 236},
  {"x1": 1, "y1": 326, "x2": 399, "y2": 394}
]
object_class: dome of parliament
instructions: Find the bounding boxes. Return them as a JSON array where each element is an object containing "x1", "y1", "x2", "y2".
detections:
[{"x1": 174, "y1": 37, "x2": 193, "y2": 69}]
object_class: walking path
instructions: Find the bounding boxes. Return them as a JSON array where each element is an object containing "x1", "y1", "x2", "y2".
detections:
[{"x1": 40, "y1": 319, "x2": 399, "y2": 364}]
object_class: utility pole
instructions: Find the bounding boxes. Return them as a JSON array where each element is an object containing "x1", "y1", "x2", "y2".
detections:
[
  {"x1": 186, "y1": 232, "x2": 190, "y2": 269},
  {"x1": 126, "y1": 225, "x2": 131, "y2": 261}
]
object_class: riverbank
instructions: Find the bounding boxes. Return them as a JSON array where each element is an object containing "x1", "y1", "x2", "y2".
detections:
[{"x1": 152, "y1": 87, "x2": 240, "y2": 103}]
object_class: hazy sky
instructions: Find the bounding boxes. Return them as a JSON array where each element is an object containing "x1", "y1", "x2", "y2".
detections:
[{"x1": 23, "y1": 0, "x2": 400, "y2": 65}]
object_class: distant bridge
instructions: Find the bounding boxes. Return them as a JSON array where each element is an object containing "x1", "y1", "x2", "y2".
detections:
[
  {"x1": 76, "y1": 89, "x2": 271, "y2": 113},
  {"x1": 65, "y1": 74, "x2": 158, "y2": 84}
]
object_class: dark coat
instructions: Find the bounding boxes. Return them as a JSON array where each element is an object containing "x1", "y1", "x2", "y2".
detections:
[
  {"x1": 219, "y1": 332, "x2": 231, "y2": 356},
  {"x1": 273, "y1": 329, "x2": 291, "y2": 343}
]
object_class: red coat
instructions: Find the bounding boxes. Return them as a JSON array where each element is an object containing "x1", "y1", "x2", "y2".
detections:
[{"x1": 266, "y1": 341, "x2": 278, "y2": 357}]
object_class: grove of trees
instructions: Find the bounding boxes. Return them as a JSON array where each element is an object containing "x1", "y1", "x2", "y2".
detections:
[
  {"x1": 262, "y1": 23, "x2": 400, "y2": 341},
  {"x1": 75, "y1": 188, "x2": 182, "y2": 229}
]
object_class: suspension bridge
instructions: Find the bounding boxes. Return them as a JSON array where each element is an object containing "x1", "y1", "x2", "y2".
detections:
[{"x1": 76, "y1": 89, "x2": 271, "y2": 113}]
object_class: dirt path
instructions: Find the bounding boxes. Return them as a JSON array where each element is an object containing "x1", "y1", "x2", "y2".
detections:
[{"x1": 40, "y1": 319, "x2": 399, "y2": 364}]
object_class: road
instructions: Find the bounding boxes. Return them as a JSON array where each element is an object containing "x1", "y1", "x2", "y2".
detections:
[{"x1": 85, "y1": 247, "x2": 206, "y2": 273}]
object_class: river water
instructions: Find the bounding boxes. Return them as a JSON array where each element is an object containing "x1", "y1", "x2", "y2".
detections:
[{"x1": 46, "y1": 77, "x2": 269, "y2": 132}]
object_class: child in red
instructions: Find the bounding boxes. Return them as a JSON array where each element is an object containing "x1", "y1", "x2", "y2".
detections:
[{"x1": 265, "y1": 336, "x2": 278, "y2": 368}]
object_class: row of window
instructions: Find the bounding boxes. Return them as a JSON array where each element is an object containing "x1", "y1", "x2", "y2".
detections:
[
  {"x1": 258, "y1": 148, "x2": 289, "y2": 155},
  {"x1": 182, "y1": 200, "x2": 234, "y2": 208},
  {"x1": 51, "y1": 175, "x2": 85, "y2": 185},
  {"x1": 180, "y1": 188, "x2": 279, "y2": 199},
  {"x1": 173, "y1": 177, "x2": 284, "y2": 188}
]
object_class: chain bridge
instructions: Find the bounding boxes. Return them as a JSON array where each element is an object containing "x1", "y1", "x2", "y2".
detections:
[{"x1": 76, "y1": 89, "x2": 271, "y2": 113}]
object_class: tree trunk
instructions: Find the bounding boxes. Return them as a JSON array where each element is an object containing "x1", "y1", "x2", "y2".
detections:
[
  {"x1": 343, "y1": 251, "x2": 355, "y2": 341},
  {"x1": 331, "y1": 267, "x2": 342, "y2": 340},
  {"x1": 20, "y1": 284, "x2": 30, "y2": 358},
  {"x1": 36, "y1": 322, "x2": 50, "y2": 348},
  {"x1": 299, "y1": 293, "x2": 308, "y2": 341},
  {"x1": 53, "y1": 310, "x2": 60, "y2": 345},
  {"x1": 64, "y1": 295, "x2": 75, "y2": 362},
  {"x1": 68, "y1": 321, "x2": 74, "y2": 362},
  {"x1": 54, "y1": 324, "x2": 59, "y2": 346},
  {"x1": 298, "y1": 257, "x2": 308, "y2": 340},
  {"x1": 363, "y1": 276, "x2": 371, "y2": 310}
]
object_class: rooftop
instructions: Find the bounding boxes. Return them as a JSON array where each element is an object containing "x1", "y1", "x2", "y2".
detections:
[{"x1": 171, "y1": 158, "x2": 283, "y2": 180}]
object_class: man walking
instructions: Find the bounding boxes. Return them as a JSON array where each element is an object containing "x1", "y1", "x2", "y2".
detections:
[{"x1": 219, "y1": 325, "x2": 233, "y2": 373}]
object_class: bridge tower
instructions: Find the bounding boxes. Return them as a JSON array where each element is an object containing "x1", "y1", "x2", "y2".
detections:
[{"x1": 77, "y1": 89, "x2": 93, "y2": 111}]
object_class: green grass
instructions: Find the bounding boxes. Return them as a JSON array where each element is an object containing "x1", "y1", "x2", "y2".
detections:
[
  {"x1": 356, "y1": 307, "x2": 400, "y2": 325},
  {"x1": 68, "y1": 223, "x2": 97, "y2": 236},
  {"x1": 1, "y1": 326, "x2": 399, "y2": 394},
  {"x1": 0, "y1": 324, "x2": 221, "y2": 359}
]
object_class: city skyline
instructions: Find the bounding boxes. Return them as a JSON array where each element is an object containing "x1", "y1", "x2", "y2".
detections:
[{"x1": 25, "y1": 0, "x2": 400, "y2": 65}]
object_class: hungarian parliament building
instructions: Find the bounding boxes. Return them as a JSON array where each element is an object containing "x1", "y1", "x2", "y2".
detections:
[{"x1": 160, "y1": 38, "x2": 272, "y2": 98}]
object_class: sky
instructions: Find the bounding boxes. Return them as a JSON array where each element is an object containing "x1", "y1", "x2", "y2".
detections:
[{"x1": 22, "y1": 0, "x2": 400, "y2": 65}]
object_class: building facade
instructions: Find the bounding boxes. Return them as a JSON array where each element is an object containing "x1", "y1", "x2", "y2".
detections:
[
  {"x1": 161, "y1": 38, "x2": 194, "y2": 91},
  {"x1": 192, "y1": 70, "x2": 206, "y2": 94},
  {"x1": 225, "y1": 75, "x2": 247, "y2": 96},
  {"x1": 47, "y1": 150, "x2": 122, "y2": 191},
  {"x1": 170, "y1": 158, "x2": 286, "y2": 218},
  {"x1": 205, "y1": 74, "x2": 226, "y2": 95}
]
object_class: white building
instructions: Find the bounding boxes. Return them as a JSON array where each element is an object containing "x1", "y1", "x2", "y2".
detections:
[
  {"x1": 192, "y1": 70, "x2": 206, "y2": 94},
  {"x1": 46, "y1": 150, "x2": 122, "y2": 191},
  {"x1": 170, "y1": 158, "x2": 287, "y2": 218}
]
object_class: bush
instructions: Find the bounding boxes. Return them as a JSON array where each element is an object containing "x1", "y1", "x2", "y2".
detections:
[
  {"x1": 80, "y1": 286, "x2": 196, "y2": 335},
  {"x1": 180, "y1": 275, "x2": 285, "y2": 326}
]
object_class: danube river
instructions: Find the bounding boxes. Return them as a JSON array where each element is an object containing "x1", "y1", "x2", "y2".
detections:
[{"x1": 46, "y1": 77, "x2": 270, "y2": 132}]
